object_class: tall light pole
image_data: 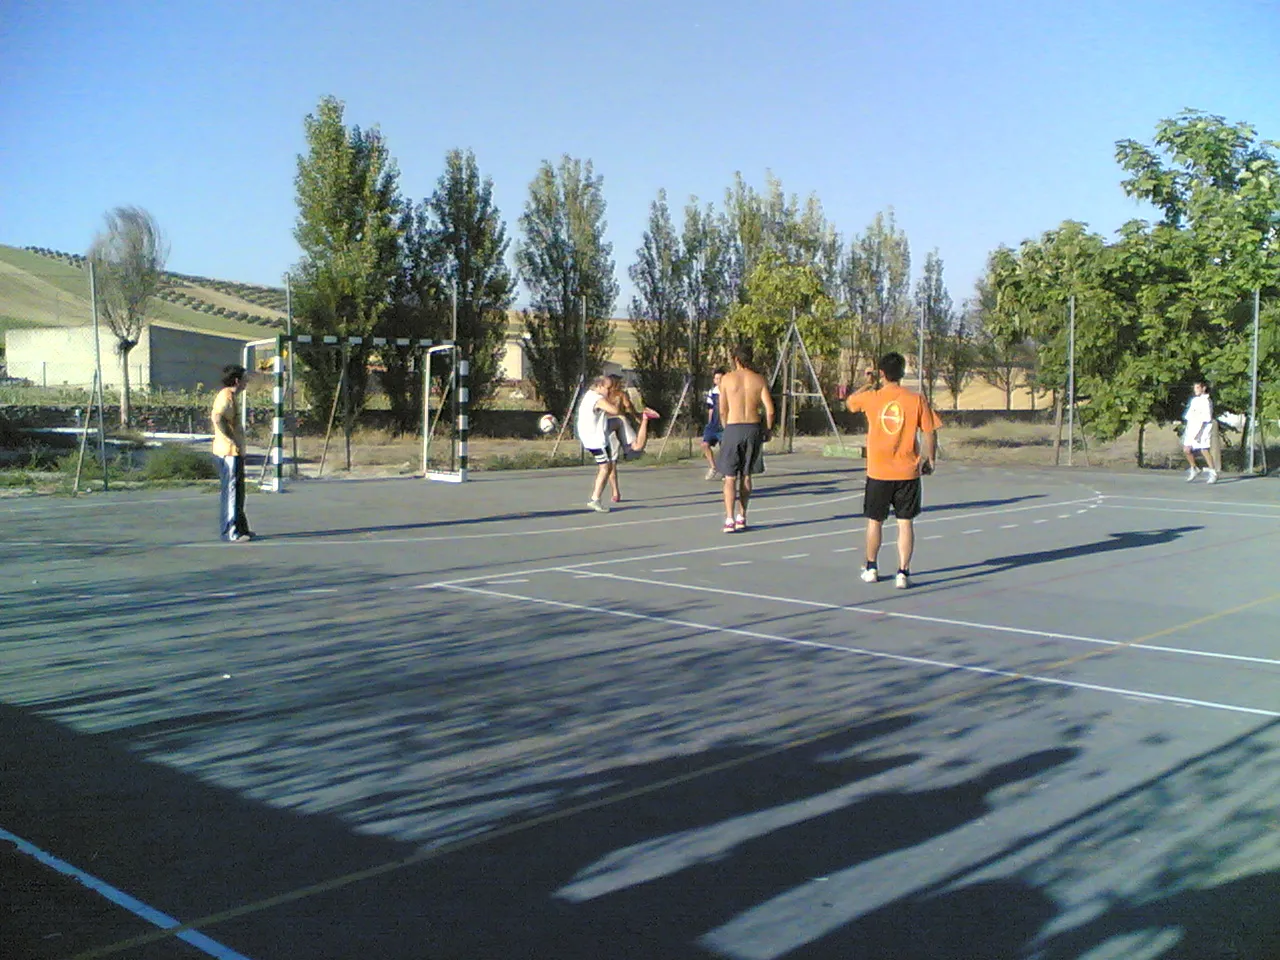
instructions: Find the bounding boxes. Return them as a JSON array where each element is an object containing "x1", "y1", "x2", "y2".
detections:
[
  {"x1": 1247, "y1": 287, "x2": 1260, "y2": 474},
  {"x1": 1067, "y1": 294, "x2": 1076, "y2": 467}
]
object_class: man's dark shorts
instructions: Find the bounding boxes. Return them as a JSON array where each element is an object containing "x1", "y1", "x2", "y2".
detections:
[
  {"x1": 863, "y1": 477, "x2": 923, "y2": 522},
  {"x1": 717, "y1": 423, "x2": 766, "y2": 477},
  {"x1": 702, "y1": 423, "x2": 722, "y2": 447}
]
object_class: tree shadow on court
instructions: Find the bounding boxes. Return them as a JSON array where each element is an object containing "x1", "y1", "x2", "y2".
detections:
[
  {"x1": 915, "y1": 526, "x2": 1203, "y2": 588},
  {"x1": 4, "y1": 565, "x2": 1277, "y2": 960},
  {"x1": 925, "y1": 494, "x2": 1046, "y2": 512}
]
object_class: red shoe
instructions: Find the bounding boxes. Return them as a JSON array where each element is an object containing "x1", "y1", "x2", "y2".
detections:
[
  {"x1": 642, "y1": 407, "x2": 661, "y2": 420},
  {"x1": 611, "y1": 492, "x2": 621, "y2": 503}
]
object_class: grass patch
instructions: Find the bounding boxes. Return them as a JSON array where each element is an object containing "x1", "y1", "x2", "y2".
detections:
[
  {"x1": 952, "y1": 420, "x2": 1056, "y2": 448},
  {"x1": 141, "y1": 444, "x2": 218, "y2": 480},
  {"x1": 481, "y1": 450, "x2": 585, "y2": 471}
]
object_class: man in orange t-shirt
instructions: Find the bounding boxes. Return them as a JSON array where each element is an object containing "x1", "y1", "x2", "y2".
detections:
[{"x1": 845, "y1": 352, "x2": 941, "y2": 588}]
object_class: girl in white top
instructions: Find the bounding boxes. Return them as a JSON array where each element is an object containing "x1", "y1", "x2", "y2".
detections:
[
  {"x1": 575, "y1": 375, "x2": 659, "y2": 512},
  {"x1": 1181, "y1": 380, "x2": 1219, "y2": 483}
]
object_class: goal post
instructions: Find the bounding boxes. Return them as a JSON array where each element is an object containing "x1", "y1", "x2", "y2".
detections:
[
  {"x1": 255, "y1": 334, "x2": 463, "y2": 493},
  {"x1": 422, "y1": 342, "x2": 469, "y2": 483}
]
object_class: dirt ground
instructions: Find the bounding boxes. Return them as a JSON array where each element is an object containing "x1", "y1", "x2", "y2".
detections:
[{"x1": 282, "y1": 419, "x2": 1245, "y2": 480}]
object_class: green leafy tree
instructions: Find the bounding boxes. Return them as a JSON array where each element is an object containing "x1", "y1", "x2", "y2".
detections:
[
  {"x1": 840, "y1": 210, "x2": 912, "y2": 379},
  {"x1": 381, "y1": 201, "x2": 446, "y2": 432},
  {"x1": 723, "y1": 251, "x2": 839, "y2": 383},
  {"x1": 516, "y1": 156, "x2": 618, "y2": 417},
  {"x1": 629, "y1": 190, "x2": 688, "y2": 419},
  {"x1": 292, "y1": 95, "x2": 403, "y2": 436},
  {"x1": 914, "y1": 249, "x2": 954, "y2": 402},
  {"x1": 1115, "y1": 110, "x2": 1280, "y2": 432},
  {"x1": 939, "y1": 311, "x2": 976, "y2": 410},
  {"x1": 87, "y1": 206, "x2": 168, "y2": 426},
  {"x1": 682, "y1": 198, "x2": 734, "y2": 390},
  {"x1": 381, "y1": 149, "x2": 516, "y2": 431}
]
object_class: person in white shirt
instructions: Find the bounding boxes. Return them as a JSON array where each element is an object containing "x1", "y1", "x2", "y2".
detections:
[
  {"x1": 576, "y1": 375, "x2": 659, "y2": 512},
  {"x1": 1181, "y1": 379, "x2": 1219, "y2": 483}
]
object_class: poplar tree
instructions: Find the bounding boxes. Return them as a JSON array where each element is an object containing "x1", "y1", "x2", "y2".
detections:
[
  {"x1": 629, "y1": 190, "x2": 687, "y2": 418},
  {"x1": 292, "y1": 95, "x2": 403, "y2": 434},
  {"x1": 516, "y1": 156, "x2": 618, "y2": 417}
]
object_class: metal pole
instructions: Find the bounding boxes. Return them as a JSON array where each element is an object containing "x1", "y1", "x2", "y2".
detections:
[
  {"x1": 88, "y1": 261, "x2": 109, "y2": 490},
  {"x1": 457, "y1": 356, "x2": 469, "y2": 481},
  {"x1": 917, "y1": 300, "x2": 926, "y2": 397},
  {"x1": 580, "y1": 295, "x2": 587, "y2": 383},
  {"x1": 286, "y1": 275, "x2": 298, "y2": 478},
  {"x1": 1248, "y1": 287, "x2": 1260, "y2": 474},
  {"x1": 1067, "y1": 295, "x2": 1075, "y2": 467},
  {"x1": 451, "y1": 279, "x2": 458, "y2": 342},
  {"x1": 270, "y1": 334, "x2": 285, "y2": 492}
]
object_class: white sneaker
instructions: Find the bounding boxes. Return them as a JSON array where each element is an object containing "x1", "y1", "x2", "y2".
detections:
[
  {"x1": 587, "y1": 499, "x2": 610, "y2": 513},
  {"x1": 1206, "y1": 469, "x2": 1218, "y2": 484},
  {"x1": 860, "y1": 566, "x2": 879, "y2": 583},
  {"x1": 1185, "y1": 467, "x2": 1201, "y2": 482},
  {"x1": 895, "y1": 571, "x2": 910, "y2": 590},
  {"x1": 705, "y1": 467, "x2": 719, "y2": 481}
]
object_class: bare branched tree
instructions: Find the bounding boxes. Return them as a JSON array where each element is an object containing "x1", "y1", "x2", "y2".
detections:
[{"x1": 88, "y1": 206, "x2": 169, "y2": 425}]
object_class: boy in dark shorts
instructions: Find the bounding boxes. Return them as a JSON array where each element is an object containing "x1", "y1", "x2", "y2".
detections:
[
  {"x1": 701, "y1": 369, "x2": 725, "y2": 480},
  {"x1": 844, "y1": 353, "x2": 940, "y2": 588},
  {"x1": 716, "y1": 344, "x2": 774, "y2": 532}
]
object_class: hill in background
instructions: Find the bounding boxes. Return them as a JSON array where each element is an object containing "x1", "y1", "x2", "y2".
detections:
[{"x1": 0, "y1": 244, "x2": 288, "y2": 341}]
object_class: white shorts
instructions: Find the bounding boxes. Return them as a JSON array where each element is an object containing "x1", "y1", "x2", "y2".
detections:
[{"x1": 1182, "y1": 424, "x2": 1209, "y2": 450}]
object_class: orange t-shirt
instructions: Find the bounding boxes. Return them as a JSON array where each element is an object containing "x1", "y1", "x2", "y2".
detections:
[{"x1": 846, "y1": 382, "x2": 941, "y2": 480}]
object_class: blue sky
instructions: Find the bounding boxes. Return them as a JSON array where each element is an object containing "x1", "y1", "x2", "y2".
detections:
[{"x1": 2, "y1": 0, "x2": 1277, "y2": 311}]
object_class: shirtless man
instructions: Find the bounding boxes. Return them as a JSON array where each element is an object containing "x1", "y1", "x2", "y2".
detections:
[{"x1": 716, "y1": 343, "x2": 775, "y2": 532}]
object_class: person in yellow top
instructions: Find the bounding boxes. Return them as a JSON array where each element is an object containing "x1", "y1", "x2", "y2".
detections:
[
  {"x1": 845, "y1": 352, "x2": 941, "y2": 588},
  {"x1": 211, "y1": 364, "x2": 253, "y2": 542}
]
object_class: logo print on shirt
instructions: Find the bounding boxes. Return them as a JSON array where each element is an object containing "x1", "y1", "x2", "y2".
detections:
[{"x1": 880, "y1": 401, "x2": 905, "y2": 435}]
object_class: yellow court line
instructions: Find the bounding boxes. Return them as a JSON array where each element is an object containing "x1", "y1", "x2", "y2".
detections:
[{"x1": 67, "y1": 586, "x2": 1280, "y2": 959}]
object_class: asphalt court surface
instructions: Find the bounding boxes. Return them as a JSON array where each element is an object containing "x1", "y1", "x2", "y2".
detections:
[{"x1": 1, "y1": 457, "x2": 1278, "y2": 959}]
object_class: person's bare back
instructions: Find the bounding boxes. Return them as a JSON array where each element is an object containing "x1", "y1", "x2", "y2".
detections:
[{"x1": 719, "y1": 366, "x2": 773, "y2": 427}]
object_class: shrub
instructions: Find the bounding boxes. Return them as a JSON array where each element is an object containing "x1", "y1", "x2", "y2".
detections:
[{"x1": 141, "y1": 444, "x2": 218, "y2": 480}]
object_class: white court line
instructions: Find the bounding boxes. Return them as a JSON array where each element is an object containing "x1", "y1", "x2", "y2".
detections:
[
  {"x1": 421, "y1": 496, "x2": 1104, "y2": 590},
  {"x1": 172, "y1": 492, "x2": 863, "y2": 548},
  {"x1": 781, "y1": 554, "x2": 809, "y2": 560},
  {"x1": 440, "y1": 584, "x2": 1280, "y2": 719},
  {"x1": 1097, "y1": 503, "x2": 1280, "y2": 521},
  {"x1": 486, "y1": 578, "x2": 529, "y2": 585},
  {"x1": 293, "y1": 588, "x2": 338, "y2": 595},
  {"x1": 0, "y1": 825, "x2": 255, "y2": 960},
  {"x1": 1000, "y1": 524, "x2": 1019, "y2": 529},
  {"x1": 833, "y1": 547, "x2": 859, "y2": 553},
  {"x1": 962, "y1": 529, "x2": 982, "y2": 535},
  {"x1": 1104, "y1": 494, "x2": 1280, "y2": 509},
  {"x1": 721, "y1": 561, "x2": 753, "y2": 567},
  {"x1": 651, "y1": 567, "x2": 687, "y2": 573},
  {"x1": 557, "y1": 569, "x2": 1280, "y2": 669}
]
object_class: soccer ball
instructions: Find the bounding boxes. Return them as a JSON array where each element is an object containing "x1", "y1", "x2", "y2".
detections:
[{"x1": 538, "y1": 413, "x2": 559, "y2": 435}]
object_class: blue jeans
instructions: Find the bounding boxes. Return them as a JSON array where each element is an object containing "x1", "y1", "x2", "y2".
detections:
[{"x1": 216, "y1": 455, "x2": 250, "y2": 540}]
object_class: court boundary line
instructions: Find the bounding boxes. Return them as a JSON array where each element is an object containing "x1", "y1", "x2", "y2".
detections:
[
  {"x1": 419, "y1": 495, "x2": 1105, "y2": 589},
  {"x1": 1097, "y1": 503, "x2": 1280, "y2": 521},
  {"x1": 0, "y1": 825, "x2": 256, "y2": 960},
  {"x1": 560, "y1": 569, "x2": 1280, "y2": 668}
]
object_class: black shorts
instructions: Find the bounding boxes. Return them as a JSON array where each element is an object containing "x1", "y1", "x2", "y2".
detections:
[
  {"x1": 716, "y1": 423, "x2": 766, "y2": 477},
  {"x1": 863, "y1": 477, "x2": 923, "y2": 522}
]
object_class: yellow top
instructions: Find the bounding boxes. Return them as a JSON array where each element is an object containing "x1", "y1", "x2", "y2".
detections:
[{"x1": 210, "y1": 386, "x2": 244, "y2": 457}]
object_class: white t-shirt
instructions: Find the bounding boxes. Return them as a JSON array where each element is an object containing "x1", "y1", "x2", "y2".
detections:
[
  {"x1": 576, "y1": 389, "x2": 608, "y2": 449},
  {"x1": 1182, "y1": 394, "x2": 1213, "y2": 448}
]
